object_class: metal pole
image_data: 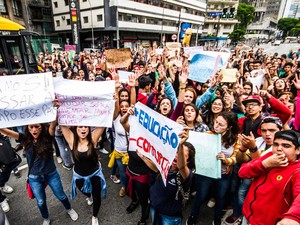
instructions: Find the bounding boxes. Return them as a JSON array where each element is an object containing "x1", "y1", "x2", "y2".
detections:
[
  {"x1": 216, "y1": 16, "x2": 221, "y2": 48},
  {"x1": 195, "y1": 25, "x2": 199, "y2": 46},
  {"x1": 116, "y1": 6, "x2": 119, "y2": 49},
  {"x1": 177, "y1": 10, "x2": 181, "y2": 42},
  {"x1": 88, "y1": 0, "x2": 94, "y2": 49}
]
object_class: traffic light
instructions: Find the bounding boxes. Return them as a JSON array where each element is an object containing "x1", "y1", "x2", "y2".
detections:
[
  {"x1": 222, "y1": 8, "x2": 228, "y2": 18},
  {"x1": 229, "y1": 8, "x2": 235, "y2": 18}
]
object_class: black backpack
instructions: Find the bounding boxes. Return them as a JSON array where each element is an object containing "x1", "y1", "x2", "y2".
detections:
[{"x1": 0, "y1": 136, "x2": 22, "y2": 174}]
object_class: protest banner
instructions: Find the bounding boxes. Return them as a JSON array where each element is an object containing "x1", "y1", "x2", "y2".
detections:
[
  {"x1": 129, "y1": 102, "x2": 183, "y2": 185},
  {"x1": 117, "y1": 70, "x2": 133, "y2": 84},
  {"x1": 166, "y1": 42, "x2": 181, "y2": 58},
  {"x1": 220, "y1": 69, "x2": 238, "y2": 83},
  {"x1": 54, "y1": 78, "x2": 115, "y2": 127},
  {"x1": 106, "y1": 48, "x2": 131, "y2": 69},
  {"x1": 189, "y1": 53, "x2": 221, "y2": 83},
  {"x1": 250, "y1": 74, "x2": 264, "y2": 93},
  {"x1": 183, "y1": 46, "x2": 203, "y2": 58},
  {"x1": 188, "y1": 131, "x2": 222, "y2": 179},
  {"x1": 0, "y1": 72, "x2": 56, "y2": 128},
  {"x1": 65, "y1": 45, "x2": 76, "y2": 52}
]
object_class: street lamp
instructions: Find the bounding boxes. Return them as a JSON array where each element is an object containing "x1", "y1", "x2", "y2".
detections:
[{"x1": 87, "y1": 0, "x2": 94, "y2": 49}]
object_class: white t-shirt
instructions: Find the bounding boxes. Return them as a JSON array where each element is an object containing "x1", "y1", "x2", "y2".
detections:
[{"x1": 113, "y1": 114, "x2": 129, "y2": 153}]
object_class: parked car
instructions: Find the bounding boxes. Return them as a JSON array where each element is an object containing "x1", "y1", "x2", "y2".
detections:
[{"x1": 273, "y1": 40, "x2": 281, "y2": 46}]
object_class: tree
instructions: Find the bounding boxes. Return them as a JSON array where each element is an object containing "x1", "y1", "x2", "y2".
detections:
[
  {"x1": 236, "y1": 3, "x2": 255, "y2": 31},
  {"x1": 277, "y1": 18, "x2": 299, "y2": 37},
  {"x1": 290, "y1": 22, "x2": 300, "y2": 36},
  {"x1": 228, "y1": 29, "x2": 246, "y2": 43}
]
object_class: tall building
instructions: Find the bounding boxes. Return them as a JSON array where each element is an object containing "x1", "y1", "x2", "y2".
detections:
[
  {"x1": 203, "y1": 0, "x2": 239, "y2": 38},
  {"x1": 51, "y1": 0, "x2": 206, "y2": 49},
  {"x1": 0, "y1": 0, "x2": 54, "y2": 37},
  {"x1": 287, "y1": 0, "x2": 300, "y2": 18}
]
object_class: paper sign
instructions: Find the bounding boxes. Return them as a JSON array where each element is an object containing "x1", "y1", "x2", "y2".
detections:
[
  {"x1": 106, "y1": 48, "x2": 132, "y2": 69},
  {"x1": 129, "y1": 102, "x2": 183, "y2": 185},
  {"x1": 188, "y1": 131, "x2": 222, "y2": 179},
  {"x1": 155, "y1": 48, "x2": 163, "y2": 55},
  {"x1": 189, "y1": 51, "x2": 230, "y2": 69},
  {"x1": 54, "y1": 78, "x2": 115, "y2": 127},
  {"x1": 166, "y1": 42, "x2": 181, "y2": 58},
  {"x1": 250, "y1": 69, "x2": 264, "y2": 78},
  {"x1": 0, "y1": 72, "x2": 56, "y2": 128},
  {"x1": 183, "y1": 46, "x2": 203, "y2": 58},
  {"x1": 220, "y1": 69, "x2": 238, "y2": 83},
  {"x1": 118, "y1": 70, "x2": 133, "y2": 84},
  {"x1": 65, "y1": 45, "x2": 76, "y2": 52},
  {"x1": 189, "y1": 54, "x2": 221, "y2": 83},
  {"x1": 249, "y1": 74, "x2": 264, "y2": 92}
]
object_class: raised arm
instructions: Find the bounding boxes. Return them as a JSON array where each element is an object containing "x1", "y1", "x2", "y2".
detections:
[
  {"x1": 120, "y1": 105, "x2": 134, "y2": 133},
  {"x1": 92, "y1": 127, "x2": 105, "y2": 148},
  {"x1": 177, "y1": 127, "x2": 190, "y2": 180},
  {"x1": 128, "y1": 73, "x2": 136, "y2": 105},
  {"x1": 0, "y1": 128, "x2": 19, "y2": 140},
  {"x1": 60, "y1": 125, "x2": 74, "y2": 149}
]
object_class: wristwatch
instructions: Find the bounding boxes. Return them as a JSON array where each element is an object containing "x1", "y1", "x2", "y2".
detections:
[{"x1": 249, "y1": 146, "x2": 258, "y2": 153}]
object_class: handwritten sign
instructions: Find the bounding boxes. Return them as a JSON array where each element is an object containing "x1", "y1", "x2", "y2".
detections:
[
  {"x1": 54, "y1": 78, "x2": 115, "y2": 127},
  {"x1": 106, "y1": 48, "x2": 131, "y2": 69},
  {"x1": 117, "y1": 70, "x2": 133, "y2": 84},
  {"x1": 220, "y1": 69, "x2": 238, "y2": 83},
  {"x1": 129, "y1": 102, "x2": 183, "y2": 185},
  {"x1": 183, "y1": 46, "x2": 203, "y2": 57},
  {"x1": 189, "y1": 53, "x2": 221, "y2": 83},
  {"x1": 0, "y1": 72, "x2": 56, "y2": 128},
  {"x1": 188, "y1": 131, "x2": 222, "y2": 179}
]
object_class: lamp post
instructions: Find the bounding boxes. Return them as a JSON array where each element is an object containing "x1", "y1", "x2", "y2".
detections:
[{"x1": 87, "y1": 0, "x2": 94, "y2": 49}]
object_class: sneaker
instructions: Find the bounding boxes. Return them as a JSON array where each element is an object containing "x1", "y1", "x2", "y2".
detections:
[
  {"x1": 0, "y1": 199, "x2": 9, "y2": 213},
  {"x1": 126, "y1": 201, "x2": 139, "y2": 214},
  {"x1": 225, "y1": 215, "x2": 242, "y2": 225},
  {"x1": 1, "y1": 184, "x2": 13, "y2": 194},
  {"x1": 99, "y1": 148, "x2": 109, "y2": 154},
  {"x1": 92, "y1": 217, "x2": 99, "y2": 225},
  {"x1": 119, "y1": 187, "x2": 126, "y2": 197},
  {"x1": 14, "y1": 169, "x2": 21, "y2": 178},
  {"x1": 42, "y1": 218, "x2": 51, "y2": 225},
  {"x1": 186, "y1": 216, "x2": 196, "y2": 225},
  {"x1": 86, "y1": 196, "x2": 93, "y2": 206},
  {"x1": 110, "y1": 175, "x2": 121, "y2": 184},
  {"x1": 67, "y1": 208, "x2": 78, "y2": 221},
  {"x1": 62, "y1": 163, "x2": 73, "y2": 171},
  {"x1": 207, "y1": 198, "x2": 216, "y2": 208},
  {"x1": 56, "y1": 156, "x2": 63, "y2": 164}
]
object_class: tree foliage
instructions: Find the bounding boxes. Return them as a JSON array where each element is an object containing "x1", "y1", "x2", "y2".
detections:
[
  {"x1": 277, "y1": 18, "x2": 299, "y2": 37},
  {"x1": 236, "y1": 3, "x2": 255, "y2": 31},
  {"x1": 290, "y1": 22, "x2": 300, "y2": 36},
  {"x1": 228, "y1": 29, "x2": 246, "y2": 42}
]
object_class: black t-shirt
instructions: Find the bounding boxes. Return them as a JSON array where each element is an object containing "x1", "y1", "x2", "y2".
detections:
[
  {"x1": 128, "y1": 151, "x2": 150, "y2": 175},
  {"x1": 150, "y1": 169, "x2": 193, "y2": 216},
  {"x1": 19, "y1": 133, "x2": 56, "y2": 176},
  {"x1": 73, "y1": 150, "x2": 99, "y2": 176}
]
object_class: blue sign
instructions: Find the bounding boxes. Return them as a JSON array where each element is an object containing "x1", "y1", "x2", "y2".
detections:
[
  {"x1": 208, "y1": 12, "x2": 223, "y2": 17},
  {"x1": 179, "y1": 22, "x2": 192, "y2": 39}
]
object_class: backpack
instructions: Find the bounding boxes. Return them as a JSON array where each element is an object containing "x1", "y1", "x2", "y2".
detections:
[{"x1": 0, "y1": 136, "x2": 22, "y2": 174}]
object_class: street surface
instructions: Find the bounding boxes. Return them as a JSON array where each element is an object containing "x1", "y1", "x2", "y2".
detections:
[
  {"x1": 255, "y1": 42, "x2": 299, "y2": 56},
  {"x1": 4, "y1": 141, "x2": 218, "y2": 225}
]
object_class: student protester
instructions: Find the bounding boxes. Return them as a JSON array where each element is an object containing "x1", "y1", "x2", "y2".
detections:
[
  {"x1": 239, "y1": 130, "x2": 300, "y2": 225},
  {"x1": 60, "y1": 123, "x2": 106, "y2": 225},
  {"x1": 186, "y1": 111, "x2": 240, "y2": 225},
  {"x1": 0, "y1": 121, "x2": 78, "y2": 225},
  {"x1": 138, "y1": 127, "x2": 195, "y2": 225}
]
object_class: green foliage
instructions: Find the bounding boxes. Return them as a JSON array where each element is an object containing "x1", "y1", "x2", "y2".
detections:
[
  {"x1": 236, "y1": 3, "x2": 255, "y2": 31},
  {"x1": 277, "y1": 18, "x2": 300, "y2": 37},
  {"x1": 228, "y1": 29, "x2": 246, "y2": 42}
]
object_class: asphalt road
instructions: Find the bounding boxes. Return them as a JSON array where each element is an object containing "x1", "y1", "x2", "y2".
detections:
[{"x1": 4, "y1": 141, "x2": 220, "y2": 225}]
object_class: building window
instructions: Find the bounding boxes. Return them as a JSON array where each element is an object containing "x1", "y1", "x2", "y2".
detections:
[
  {"x1": 224, "y1": 25, "x2": 231, "y2": 29},
  {"x1": 0, "y1": 0, "x2": 7, "y2": 13},
  {"x1": 12, "y1": 0, "x2": 22, "y2": 17},
  {"x1": 42, "y1": 8, "x2": 51, "y2": 16},
  {"x1": 66, "y1": 19, "x2": 70, "y2": 25},
  {"x1": 97, "y1": 15, "x2": 102, "y2": 21},
  {"x1": 83, "y1": 16, "x2": 88, "y2": 23},
  {"x1": 125, "y1": 14, "x2": 132, "y2": 21},
  {"x1": 53, "y1": 1, "x2": 58, "y2": 8},
  {"x1": 82, "y1": 0, "x2": 87, "y2": 2},
  {"x1": 64, "y1": 0, "x2": 68, "y2": 6},
  {"x1": 56, "y1": 20, "x2": 60, "y2": 27}
]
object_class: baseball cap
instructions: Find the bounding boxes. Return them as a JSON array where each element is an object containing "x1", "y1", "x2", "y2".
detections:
[
  {"x1": 274, "y1": 130, "x2": 300, "y2": 148},
  {"x1": 95, "y1": 65, "x2": 102, "y2": 70},
  {"x1": 242, "y1": 95, "x2": 263, "y2": 106},
  {"x1": 259, "y1": 116, "x2": 283, "y2": 129}
]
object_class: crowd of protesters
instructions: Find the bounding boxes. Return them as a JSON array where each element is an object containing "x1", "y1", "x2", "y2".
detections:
[{"x1": 1, "y1": 42, "x2": 300, "y2": 225}]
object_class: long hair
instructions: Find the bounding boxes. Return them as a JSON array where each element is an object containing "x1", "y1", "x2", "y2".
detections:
[
  {"x1": 183, "y1": 103, "x2": 199, "y2": 126},
  {"x1": 71, "y1": 126, "x2": 95, "y2": 162},
  {"x1": 183, "y1": 142, "x2": 196, "y2": 171},
  {"x1": 23, "y1": 123, "x2": 53, "y2": 159},
  {"x1": 204, "y1": 97, "x2": 225, "y2": 131},
  {"x1": 218, "y1": 111, "x2": 240, "y2": 149},
  {"x1": 156, "y1": 96, "x2": 174, "y2": 118}
]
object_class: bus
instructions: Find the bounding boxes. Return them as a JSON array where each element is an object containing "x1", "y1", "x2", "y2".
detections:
[{"x1": 0, "y1": 16, "x2": 42, "y2": 75}]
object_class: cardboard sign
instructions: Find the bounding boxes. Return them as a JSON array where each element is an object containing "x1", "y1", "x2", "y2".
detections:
[
  {"x1": 117, "y1": 70, "x2": 133, "y2": 84},
  {"x1": 129, "y1": 102, "x2": 183, "y2": 185},
  {"x1": 0, "y1": 72, "x2": 56, "y2": 128},
  {"x1": 106, "y1": 48, "x2": 132, "y2": 69},
  {"x1": 54, "y1": 78, "x2": 115, "y2": 127},
  {"x1": 220, "y1": 69, "x2": 238, "y2": 83}
]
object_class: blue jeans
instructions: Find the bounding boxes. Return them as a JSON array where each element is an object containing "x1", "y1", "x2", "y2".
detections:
[
  {"x1": 55, "y1": 135, "x2": 73, "y2": 167},
  {"x1": 29, "y1": 170, "x2": 71, "y2": 219},
  {"x1": 151, "y1": 208, "x2": 182, "y2": 225},
  {"x1": 0, "y1": 171, "x2": 11, "y2": 202},
  {"x1": 111, "y1": 158, "x2": 127, "y2": 188},
  {"x1": 238, "y1": 178, "x2": 252, "y2": 208},
  {"x1": 191, "y1": 174, "x2": 231, "y2": 220}
]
